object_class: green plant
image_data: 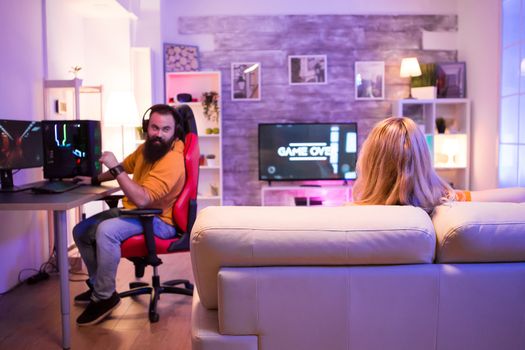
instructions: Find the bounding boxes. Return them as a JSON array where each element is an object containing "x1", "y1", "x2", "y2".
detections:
[
  {"x1": 411, "y1": 63, "x2": 436, "y2": 87},
  {"x1": 201, "y1": 91, "x2": 219, "y2": 122}
]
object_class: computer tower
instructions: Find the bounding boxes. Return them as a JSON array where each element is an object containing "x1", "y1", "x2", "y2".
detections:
[{"x1": 41, "y1": 120, "x2": 102, "y2": 179}]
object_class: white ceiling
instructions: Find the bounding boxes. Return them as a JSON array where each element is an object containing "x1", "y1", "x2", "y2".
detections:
[{"x1": 67, "y1": 0, "x2": 137, "y2": 19}]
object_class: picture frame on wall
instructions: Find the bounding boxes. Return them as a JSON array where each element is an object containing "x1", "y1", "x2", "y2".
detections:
[
  {"x1": 288, "y1": 55, "x2": 327, "y2": 85},
  {"x1": 436, "y1": 62, "x2": 466, "y2": 98},
  {"x1": 231, "y1": 62, "x2": 261, "y2": 101},
  {"x1": 355, "y1": 61, "x2": 385, "y2": 100},
  {"x1": 164, "y1": 43, "x2": 200, "y2": 72}
]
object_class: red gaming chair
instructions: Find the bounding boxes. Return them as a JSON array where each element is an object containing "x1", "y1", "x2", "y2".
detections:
[{"x1": 117, "y1": 104, "x2": 199, "y2": 322}]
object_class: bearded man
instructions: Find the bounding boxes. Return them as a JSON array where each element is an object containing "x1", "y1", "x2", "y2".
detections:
[{"x1": 72, "y1": 104, "x2": 186, "y2": 326}]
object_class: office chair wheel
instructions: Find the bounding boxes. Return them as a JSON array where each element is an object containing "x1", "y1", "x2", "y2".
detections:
[{"x1": 149, "y1": 311, "x2": 159, "y2": 323}]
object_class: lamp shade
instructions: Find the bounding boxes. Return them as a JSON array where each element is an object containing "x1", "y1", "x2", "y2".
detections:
[
  {"x1": 105, "y1": 91, "x2": 139, "y2": 126},
  {"x1": 400, "y1": 57, "x2": 422, "y2": 78}
]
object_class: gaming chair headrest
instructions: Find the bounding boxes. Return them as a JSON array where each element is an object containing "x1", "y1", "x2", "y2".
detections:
[{"x1": 174, "y1": 104, "x2": 198, "y2": 136}]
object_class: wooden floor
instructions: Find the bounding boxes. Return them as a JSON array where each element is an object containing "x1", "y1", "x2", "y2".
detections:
[{"x1": 0, "y1": 252, "x2": 194, "y2": 350}]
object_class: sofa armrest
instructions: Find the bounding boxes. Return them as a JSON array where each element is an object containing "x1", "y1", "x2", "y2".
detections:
[
  {"x1": 433, "y1": 202, "x2": 525, "y2": 263},
  {"x1": 190, "y1": 205, "x2": 435, "y2": 309}
]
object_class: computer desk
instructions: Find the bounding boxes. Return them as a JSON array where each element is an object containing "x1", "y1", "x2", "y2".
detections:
[{"x1": 0, "y1": 183, "x2": 120, "y2": 349}]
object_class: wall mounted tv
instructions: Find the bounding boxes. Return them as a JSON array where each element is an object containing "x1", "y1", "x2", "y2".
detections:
[{"x1": 258, "y1": 123, "x2": 357, "y2": 181}]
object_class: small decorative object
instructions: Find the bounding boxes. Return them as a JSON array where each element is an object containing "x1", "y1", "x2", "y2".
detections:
[
  {"x1": 177, "y1": 93, "x2": 192, "y2": 103},
  {"x1": 411, "y1": 63, "x2": 437, "y2": 99},
  {"x1": 231, "y1": 62, "x2": 261, "y2": 101},
  {"x1": 436, "y1": 62, "x2": 466, "y2": 98},
  {"x1": 355, "y1": 61, "x2": 385, "y2": 100},
  {"x1": 164, "y1": 43, "x2": 200, "y2": 72},
  {"x1": 135, "y1": 126, "x2": 145, "y2": 140},
  {"x1": 210, "y1": 184, "x2": 219, "y2": 196},
  {"x1": 54, "y1": 99, "x2": 68, "y2": 115},
  {"x1": 436, "y1": 117, "x2": 447, "y2": 134},
  {"x1": 201, "y1": 91, "x2": 219, "y2": 122},
  {"x1": 206, "y1": 154, "x2": 217, "y2": 167},
  {"x1": 199, "y1": 154, "x2": 206, "y2": 166},
  {"x1": 289, "y1": 55, "x2": 327, "y2": 85},
  {"x1": 69, "y1": 65, "x2": 82, "y2": 78},
  {"x1": 205, "y1": 128, "x2": 213, "y2": 135}
]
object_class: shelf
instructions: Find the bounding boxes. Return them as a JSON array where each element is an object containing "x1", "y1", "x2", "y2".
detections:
[
  {"x1": 166, "y1": 71, "x2": 223, "y2": 207},
  {"x1": 395, "y1": 98, "x2": 469, "y2": 104},
  {"x1": 392, "y1": 98, "x2": 470, "y2": 189},
  {"x1": 198, "y1": 196, "x2": 221, "y2": 200}
]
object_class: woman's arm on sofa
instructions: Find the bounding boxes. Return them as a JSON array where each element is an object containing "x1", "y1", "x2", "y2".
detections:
[{"x1": 469, "y1": 187, "x2": 525, "y2": 202}]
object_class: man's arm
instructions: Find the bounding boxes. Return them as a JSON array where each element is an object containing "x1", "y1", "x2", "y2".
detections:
[{"x1": 99, "y1": 151, "x2": 152, "y2": 208}]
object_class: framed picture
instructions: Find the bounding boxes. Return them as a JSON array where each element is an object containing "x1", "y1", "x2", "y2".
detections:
[
  {"x1": 231, "y1": 62, "x2": 261, "y2": 101},
  {"x1": 436, "y1": 62, "x2": 466, "y2": 98},
  {"x1": 289, "y1": 55, "x2": 327, "y2": 85},
  {"x1": 164, "y1": 43, "x2": 200, "y2": 72},
  {"x1": 355, "y1": 61, "x2": 385, "y2": 100}
]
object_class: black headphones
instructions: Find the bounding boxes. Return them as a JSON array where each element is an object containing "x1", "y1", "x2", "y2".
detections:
[{"x1": 141, "y1": 104, "x2": 184, "y2": 140}]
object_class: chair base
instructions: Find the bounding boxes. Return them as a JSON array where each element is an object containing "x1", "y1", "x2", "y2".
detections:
[{"x1": 119, "y1": 274, "x2": 194, "y2": 323}]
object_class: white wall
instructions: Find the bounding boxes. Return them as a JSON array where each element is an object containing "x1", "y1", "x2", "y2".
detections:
[
  {"x1": 0, "y1": 0, "x2": 48, "y2": 293},
  {"x1": 457, "y1": 0, "x2": 500, "y2": 190}
]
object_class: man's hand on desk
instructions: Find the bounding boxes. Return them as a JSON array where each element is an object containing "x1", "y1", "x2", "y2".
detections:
[{"x1": 73, "y1": 176, "x2": 92, "y2": 185}]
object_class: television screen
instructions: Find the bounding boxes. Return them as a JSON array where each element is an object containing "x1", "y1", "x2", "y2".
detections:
[
  {"x1": 0, "y1": 119, "x2": 43, "y2": 170},
  {"x1": 259, "y1": 123, "x2": 358, "y2": 181}
]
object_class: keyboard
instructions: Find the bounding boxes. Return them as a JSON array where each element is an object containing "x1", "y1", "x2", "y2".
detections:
[{"x1": 32, "y1": 181, "x2": 82, "y2": 194}]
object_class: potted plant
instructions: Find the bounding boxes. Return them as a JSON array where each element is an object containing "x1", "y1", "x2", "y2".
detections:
[
  {"x1": 201, "y1": 91, "x2": 219, "y2": 123},
  {"x1": 411, "y1": 63, "x2": 437, "y2": 99}
]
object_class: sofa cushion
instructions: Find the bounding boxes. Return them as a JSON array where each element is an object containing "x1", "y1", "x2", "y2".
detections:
[
  {"x1": 191, "y1": 205, "x2": 435, "y2": 309},
  {"x1": 433, "y1": 202, "x2": 525, "y2": 263}
]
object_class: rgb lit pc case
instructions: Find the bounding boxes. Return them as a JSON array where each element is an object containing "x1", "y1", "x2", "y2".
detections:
[{"x1": 41, "y1": 120, "x2": 102, "y2": 179}]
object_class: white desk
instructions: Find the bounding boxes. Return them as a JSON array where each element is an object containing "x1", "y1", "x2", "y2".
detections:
[{"x1": 0, "y1": 184, "x2": 119, "y2": 349}]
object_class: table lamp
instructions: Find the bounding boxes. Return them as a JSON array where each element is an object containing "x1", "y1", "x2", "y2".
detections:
[{"x1": 400, "y1": 57, "x2": 422, "y2": 99}]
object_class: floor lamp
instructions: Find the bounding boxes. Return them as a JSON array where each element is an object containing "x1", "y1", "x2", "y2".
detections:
[{"x1": 105, "y1": 91, "x2": 139, "y2": 160}]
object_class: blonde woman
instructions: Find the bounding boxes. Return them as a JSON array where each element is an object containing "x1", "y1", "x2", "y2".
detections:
[{"x1": 352, "y1": 116, "x2": 524, "y2": 213}]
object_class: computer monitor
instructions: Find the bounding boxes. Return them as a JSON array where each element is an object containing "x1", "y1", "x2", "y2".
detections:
[
  {"x1": 0, "y1": 119, "x2": 44, "y2": 191},
  {"x1": 41, "y1": 120, "x2": 102, "y2": 180}
]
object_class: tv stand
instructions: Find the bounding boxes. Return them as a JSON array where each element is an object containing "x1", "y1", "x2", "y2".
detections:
[{"x1": 261, "y1": 183, "x2": 352, "y2": 207}]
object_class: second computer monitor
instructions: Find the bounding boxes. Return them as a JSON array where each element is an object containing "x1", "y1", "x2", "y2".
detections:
[{"x1": 41, "y1": 120, "x2": 102, "y2": 179}]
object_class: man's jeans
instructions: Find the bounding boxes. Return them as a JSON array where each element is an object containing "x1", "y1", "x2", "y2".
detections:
[{"x1": 73, "y1": 207, "x2": 176, "y2": 300}]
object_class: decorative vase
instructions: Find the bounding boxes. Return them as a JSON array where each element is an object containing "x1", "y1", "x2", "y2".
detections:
[{"x1": 411, "y1": 86, "x2": 437, "y2": 99}]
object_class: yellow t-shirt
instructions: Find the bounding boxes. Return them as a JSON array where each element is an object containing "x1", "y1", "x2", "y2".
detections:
[{"x1": 121, "y1": 139, "x2": 185, "y2": 226}]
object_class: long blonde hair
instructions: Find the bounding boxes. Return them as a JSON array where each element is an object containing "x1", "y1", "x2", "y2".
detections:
[{"x1": 353, "y1": 116, "x2": 452, "y2": 212}]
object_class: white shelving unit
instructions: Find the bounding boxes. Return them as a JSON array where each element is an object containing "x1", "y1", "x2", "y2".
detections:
[
  {"x1": 43, "y1": 79, "x2": 104, "y2": 246},
  {"x1": 261, "y1": 185, "x2": 351, "y2": 206},
  {"x1": 43, "y1": 78, "x2": 103, "y2": 121},
  {"x1": 165, "y1": 71, "x2": 222, "y2": 210},
  {"x1": 392, "y1": 98, "x2": 471, "y2": 189}
]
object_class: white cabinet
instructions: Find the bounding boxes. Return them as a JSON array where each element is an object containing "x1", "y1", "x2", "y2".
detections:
[
  {"x1": 392, "y1": 98, "x2": 471, "y2": 189},
  {"x1": 261, "y1": 185, "x2": 351, "y2": 206},
  {"x1": 165, "y1": 72, "x2": 222, "y2": 209}
]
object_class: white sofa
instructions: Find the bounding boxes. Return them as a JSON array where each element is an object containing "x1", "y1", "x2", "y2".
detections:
[{"x1": 190, "y1": 202, "x2": 525, "y2": 350}]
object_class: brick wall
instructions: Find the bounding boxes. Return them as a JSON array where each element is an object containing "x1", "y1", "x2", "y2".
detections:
[{"x1": 178, "y1": 15, "x2": 457, "y2": 205}]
